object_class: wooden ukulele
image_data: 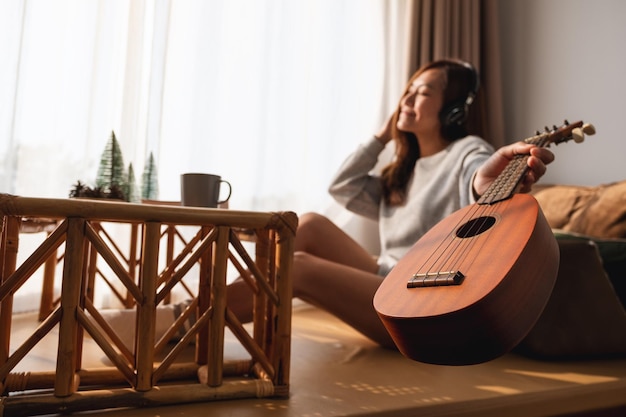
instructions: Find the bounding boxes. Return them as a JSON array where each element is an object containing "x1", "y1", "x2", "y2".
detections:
[{"x1": 373, "y1": 120, "x2": 596, "y2": 365}]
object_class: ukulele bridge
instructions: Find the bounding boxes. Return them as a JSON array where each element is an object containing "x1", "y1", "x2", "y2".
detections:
[{"x1": 407, "y1": 271, "x2": 465, "y2": 288}]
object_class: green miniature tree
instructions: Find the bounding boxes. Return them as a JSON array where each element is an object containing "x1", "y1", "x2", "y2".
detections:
[
  {"x1": 96, "y1": 131, "x2": 127, "y2": 198},
  {"x1": 141, "y1": 152, "x2": 159, "y2": 200},
  {"x1": 70, "y1": 130, "x2": 141, "y2": 201},
  {"x1": 125, "y1": 163, "x2": 141, "y2": 203}
]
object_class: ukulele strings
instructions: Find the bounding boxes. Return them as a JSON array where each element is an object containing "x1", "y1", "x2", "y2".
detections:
[
  {"x1": 432, "y1": 131, "x2": 554, "y2": 277},
  {"x1": 408, "y1": 132, "x2": 549, "y2": 286},
  {"x1": 445, "y1": 131, "x2": 552, "y2": 269},
  {"x1": 431, "y1": 192, "x2": 501, "y2": 281},
  {"x1": 407, "y1": 191, "x2": 500, "y2": 286},
  {"x1": 442, "y1": 152, "x2": 533, "y2": 273},
  {"x1": 450, "y1": 201, "x2": 499, "y2": 268},
  {"x1": 408, "y1": 122, "x2": 583, "y2": 287}
]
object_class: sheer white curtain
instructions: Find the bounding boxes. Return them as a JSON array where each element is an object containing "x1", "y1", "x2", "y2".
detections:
[
  {"x1": 1, "y1": 0, "x2": 411, "y2": 311},
  {"x1": 1, "y1": 0, "x2": 410, "y2": 215},
  {"x1": 1, "y1": 1, "x2": 143, "y2": 199}
]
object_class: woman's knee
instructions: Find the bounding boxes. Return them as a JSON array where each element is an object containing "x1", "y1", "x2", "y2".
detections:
[
  {"x1": 295, "y1": 212, "x2": 333, "y2": 249},
  {"x1": 298, "y1": 212, "x2": 330, "y2": 230},
  {"x1": 292, "y1": 251, "x2": 317, "y2": 277}
]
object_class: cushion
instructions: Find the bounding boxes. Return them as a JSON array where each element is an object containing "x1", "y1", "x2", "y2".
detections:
[{"x1": 534, "y1": 180, "x2": 626, "y2": 239}]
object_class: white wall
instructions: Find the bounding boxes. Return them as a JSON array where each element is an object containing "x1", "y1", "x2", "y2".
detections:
[{"x1": 499, "y1": 0, "x2": 626, "y2": 186}]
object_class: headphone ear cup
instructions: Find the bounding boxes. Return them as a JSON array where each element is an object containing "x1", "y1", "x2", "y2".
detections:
[
  {"x1": 441, "y1": 101, "x2": 467, "y2": 127},
  {"x1": 440, "y1": 61, "x2": 479, "y2": 129}
]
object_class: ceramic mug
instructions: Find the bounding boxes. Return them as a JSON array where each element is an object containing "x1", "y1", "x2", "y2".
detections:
[{"x1": 180, "y1": 173, "x2": 232, "y2": 208}]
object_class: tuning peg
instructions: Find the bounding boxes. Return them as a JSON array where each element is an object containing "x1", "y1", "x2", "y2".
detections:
[
  {"x1": 582, "y1": 123, "x2": 596, "y2": 135},
  {"x1": 571, "y1": 128, "x2": 585, "y2": 143}
]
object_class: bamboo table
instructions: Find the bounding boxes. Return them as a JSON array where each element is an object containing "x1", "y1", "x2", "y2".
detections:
[
  {"x1": 14, "y1": 217, "x2": 60, "y2": 321},
  {"x1": 0, "y1": 194, "x2": 297, "y2": 416}
]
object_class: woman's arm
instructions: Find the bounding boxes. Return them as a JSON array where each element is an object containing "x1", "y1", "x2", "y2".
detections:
[{"x1": 328, "y1": 137, "x2": 387, "y2": 220}]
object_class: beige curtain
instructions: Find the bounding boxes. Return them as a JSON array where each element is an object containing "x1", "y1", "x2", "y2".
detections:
[{"x1": 403, "y1": 0, "x2": 504, "y2": 147}]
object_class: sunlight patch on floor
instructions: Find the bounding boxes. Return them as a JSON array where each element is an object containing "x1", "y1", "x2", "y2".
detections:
[
  {"x1": 475, "y1": 385, "x2": 523, "y2": 395},
  {"x1": 506, "y1": 369, "x2": 617, "y2": 384}
]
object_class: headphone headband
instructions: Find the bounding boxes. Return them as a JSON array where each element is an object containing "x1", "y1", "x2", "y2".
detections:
[{"x1": 459, "y1": 60, "x2": 479, "y2": 106}]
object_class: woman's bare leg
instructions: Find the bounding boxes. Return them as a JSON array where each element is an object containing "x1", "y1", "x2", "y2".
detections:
[
  {"x1": 291, "y1": 252, "x2": 395, "y2": 348},
  {"x1": 226, "y1": 212, "x2": 395, "y2": 348},
  {"x1": 293, "y1": 212, "x2": 379, "y2": 270}
]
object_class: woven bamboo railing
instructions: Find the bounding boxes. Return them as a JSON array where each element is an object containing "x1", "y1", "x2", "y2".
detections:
[{"x1": 0, "y1": 194, "x2": 297, "y2": 416}]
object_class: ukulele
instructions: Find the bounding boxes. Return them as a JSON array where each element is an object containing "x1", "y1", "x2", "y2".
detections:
[{"x1": 373, "y1": 120, "x2": 596, "y2": 365}]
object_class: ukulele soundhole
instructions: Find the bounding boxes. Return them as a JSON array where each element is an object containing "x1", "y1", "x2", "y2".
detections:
[{"x1": 456, "y1": 216, "x2": 496, "y2": 238}]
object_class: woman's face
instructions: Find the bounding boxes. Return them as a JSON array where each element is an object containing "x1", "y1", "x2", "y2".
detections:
[{"x1": 396, "y1": 68, "x2": 446, "y2": 136}]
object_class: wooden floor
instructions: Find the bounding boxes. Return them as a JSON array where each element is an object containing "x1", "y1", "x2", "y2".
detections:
[{"x1": 7, "y1": 303, "x2": 626, "y2": 417}]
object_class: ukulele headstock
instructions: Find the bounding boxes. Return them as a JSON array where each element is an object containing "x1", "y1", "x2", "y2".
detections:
[{"x1": 526, "y1": 120, "x2": 596, "y2": 147}]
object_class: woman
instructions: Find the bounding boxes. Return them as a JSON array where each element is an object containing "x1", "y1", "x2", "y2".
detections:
[{"x1": 227, "y1": 59, "x2": 555, "y2": 348}]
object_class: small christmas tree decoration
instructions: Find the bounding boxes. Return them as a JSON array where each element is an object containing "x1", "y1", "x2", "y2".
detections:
[
  {"x1": 125, "y1": 163, "x2": 141, "y2": 203},
  {"x1": 96, "y1": 131, "x2": 127, "y2": 196},
  {"x1": 69, "y1": 131, "x2": 152, "y2": 202},
  {"x1": 141, "y1": 152, "x2": 159, "y2": 200}
]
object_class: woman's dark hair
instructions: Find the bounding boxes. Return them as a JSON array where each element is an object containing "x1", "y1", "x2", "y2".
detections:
[{"x1": 380, "y1": 59, "x2": 479, "y2": 205}]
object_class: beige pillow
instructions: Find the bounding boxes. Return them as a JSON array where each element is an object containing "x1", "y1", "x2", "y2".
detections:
[{"x1": 534, "y1": 180, "x2": 626, "y2": 239}]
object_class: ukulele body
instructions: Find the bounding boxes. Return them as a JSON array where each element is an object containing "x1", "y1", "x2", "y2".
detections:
[{"x1": 373, "y1": 193, "x2": 559, "y2": 365}]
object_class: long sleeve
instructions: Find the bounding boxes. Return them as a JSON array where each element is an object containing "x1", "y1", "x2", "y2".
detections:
[{"x1": 328, "y1": 136, "x2": 386, "y2": 220}]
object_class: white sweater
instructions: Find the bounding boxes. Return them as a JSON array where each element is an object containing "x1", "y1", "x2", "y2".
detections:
[{"x1": 329, "y1": 135, "x2": 494, "y2": 275}]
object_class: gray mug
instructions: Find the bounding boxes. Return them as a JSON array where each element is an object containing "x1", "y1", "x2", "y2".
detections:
[{"x1": 180, "y1": 173, "x2": 232, "y2": 208}]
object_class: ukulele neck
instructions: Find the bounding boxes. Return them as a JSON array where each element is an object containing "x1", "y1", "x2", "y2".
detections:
[
  {"x1": 475, "y1": 120, "x2": 594, "y2": 205},
  {"x1": 477, "y1": 154, "x2": 531, "y2": 205},
  {"x1": 477, "y1": 130, "x2": 555, "y2": 205}
]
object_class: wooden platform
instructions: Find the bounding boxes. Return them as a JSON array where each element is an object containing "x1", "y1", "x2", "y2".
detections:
[
  {"x1": 7, "y1": 304, "x2": 626, "y2": 417},
  {"x1": 3, "y1": 194, "x2": 626, "y2": 416}
]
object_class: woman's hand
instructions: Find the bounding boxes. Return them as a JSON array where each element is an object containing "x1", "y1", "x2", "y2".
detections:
[
  {"x1": 473, "y1": 142, "x2": 555, "y2": 197},
  {"x1": 374, "y1": 113, "x2": 396, "y2": 145}
]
